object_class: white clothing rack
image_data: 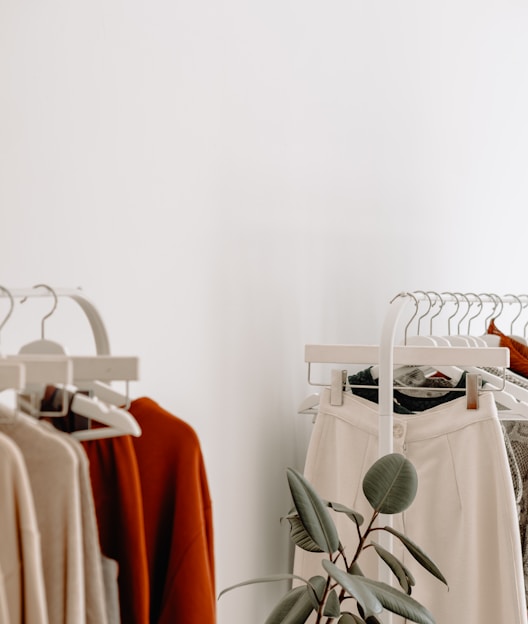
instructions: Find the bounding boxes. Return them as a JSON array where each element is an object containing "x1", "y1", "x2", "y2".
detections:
[
  {"x1": 0, "y1": 286, "x2": 140, "y2": 438},
  {"x1": 304, "y1": 291, "x2": 511, "y2": 623},
  {"x1": 0, "y1": 287, "x2": 139, "y2": 382},
  {"x1": 305, "y1": 293, "x2": 510, "y2": 458}
]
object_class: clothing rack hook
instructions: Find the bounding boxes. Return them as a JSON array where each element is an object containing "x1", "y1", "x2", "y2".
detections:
[{"x1": 20, "y1": 284, "x2": 59, "y2": 339}]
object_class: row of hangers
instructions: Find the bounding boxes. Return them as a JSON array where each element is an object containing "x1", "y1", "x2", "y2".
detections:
[
  {"x1": 300, "y1": 291, "x2": 528, "y2": 420},
  {"x1": 0, "y1": 284, "x2": 141, "y2": 441}
]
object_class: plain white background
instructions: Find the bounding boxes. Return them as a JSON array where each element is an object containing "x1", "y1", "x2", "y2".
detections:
[{"x1": 1, "y1": 0, "x2": 528, "y2": 621}]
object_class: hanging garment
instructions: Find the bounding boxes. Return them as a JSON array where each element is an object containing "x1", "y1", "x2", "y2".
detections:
[
  {"x1": 293, "y1": 388, "x2": 527, "y2": 624},
  {"x1": 81, "y1": 434, "x2": 150, "y2": 624},
  {"x1": 348, "y1": 366, "x2": 467, "y2": 413},
  {"x1": 0, "y1": 407, "x2": 84, "y2": 624},
  {"x1": 0, "y1": 566, "x2": 10, "y2": 624},
  {"x1": 488, "y1": 320, "x2": 528, "y2": 378},
  {"x1": 348, "y1": 367, "x2": 524, "y2": 506},
  {"x1": 502, "y1": 420, "x2": 528, "y2": 607},
  {"x1": 0, "y1": 429, "x2": 48, "y2": 624},
  {"x1": 41, "y1": 383, "x2": 146, "y2": 624},
  {"x1": 39, "y1": 422, "x2": 109, "y2": 624},
  {"x1": 100, "y1": 557, "x2": 121, "y2": 624},
  {"x1": 128, "y1": 398, "x2": 216, "y2": 624}
]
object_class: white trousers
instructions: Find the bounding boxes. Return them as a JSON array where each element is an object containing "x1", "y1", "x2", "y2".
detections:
[{"x1": 293, "y1": 388, "x2": 527, "y2": 624}]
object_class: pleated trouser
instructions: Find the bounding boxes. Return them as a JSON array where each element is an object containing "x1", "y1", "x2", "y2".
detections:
[{"x1": 293, "y1": 388, "x2": 527, "y2": 624}]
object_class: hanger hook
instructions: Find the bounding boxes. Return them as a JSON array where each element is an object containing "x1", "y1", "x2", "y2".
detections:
[
  {"x1": 505, "y1": 294, "x2": 523, "y2": 335},
  {"x1": 480, "y1": 293, "x2": 497, "y2": 331},
  {"x1": 426, "y1": 291, "x2": 444, "y2": 334},
  {"x1": 518, "y1": 295, "x2": 528, "y2": 338},
  {"x1": 413, "y1": 291, "x2": 433, "y2": 335},
  {"x1": 465, "y1": 293, "x2": 483, "y2": 335},
  {"x1": 402, "y1": 292, "x2": 420, "y2": 345},
  {"x1": 455, "y1": 292, "x2": 471, "y2": 334},
  {"x1": 492, "y1": 293, "x2": 504, "y2": 322},
  {"x1": 20, "y1": 284, "x2": 59, "y2": 339},
  {"x1": 441, "y1": 291, "x2": 459, "y2": 336},
  {"x1": 0, "y1": 286, "x2": 15, "y2": 338}
]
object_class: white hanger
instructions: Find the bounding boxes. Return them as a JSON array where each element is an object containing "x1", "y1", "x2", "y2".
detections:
[
  {"x1": 479, "y1": 294, "x2": 503, "y2": 346},
  {"x1": 18, "y1": 284, "x2": 68, "y2": 355},
  {"x1": 0, "y1": 362, "x2": 25, "y2": 392},
  {"x1": 69, "y1": 393, "x2": 141, "y2": 440},
  {"x1": 83, "y1": 380, "x2": 132, "y2": 409},
  {"x1": 505, "y1": 293, "x2": 528, "y2": 346},
  {"x1": 15, "y1": 284, "x2": 141, "y2": 439}
]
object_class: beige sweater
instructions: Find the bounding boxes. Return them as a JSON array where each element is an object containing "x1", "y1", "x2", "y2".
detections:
[
  {"x1": 0, "y1": 430, "x2": 48, "y2": 624},
  {"x1": 39, "y1": 422, "x2": 109, "y2": 624},
  {"x1": 0, "y1": 408, "x2": 84, "y2": 624}
]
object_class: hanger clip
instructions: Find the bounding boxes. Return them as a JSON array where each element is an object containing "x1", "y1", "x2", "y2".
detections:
[
  {"x1": 330, "y1": 369, "x2": 346, "y2": 406},
  {"x1": 466, "y1": 372, "x2": 481, "y2": 410}
]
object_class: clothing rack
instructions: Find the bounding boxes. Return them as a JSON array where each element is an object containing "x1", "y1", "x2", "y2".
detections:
[
  {"x1": 304, "y1": 291, "x2": 514, "y2": 623},
  {"x1": 305, "y1": 292, "x2": 510, "y2": 458},
  {"x1": 0, "y1": 284, "x2": 141, "y2": 438},
  {"x1": 0, "y1": 286, "x2": 139, "y2": 384}
]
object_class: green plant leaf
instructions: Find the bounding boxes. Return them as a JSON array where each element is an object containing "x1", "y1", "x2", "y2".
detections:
[
  {"x1": 264, "y1": 585, "x2": 313, "y2": 624},
  {"x1": 328, "y1": 502, "x2": 364, "y2": 527},
  {"x1": 286, "y1": 514, "x2": 325, "y2": 553},
  {"x1": 347, "y1": 561, "x2": 364, "y2": 576},
  {"x1": 265, "y1": 577, "x2": 327, "y2": 624},
  {"x1": 218, "y1": 573, "x2": 309, "y2": 600},
  {"x1": 371, "y1": 542, "x2": 415, "y2": 594},
  {"x1": 287, "y1": 467, "x2": 340, "y2": 554},
  {"x1": 355, "y1": 578, "x2": 435, "y2": 624},
  {"x1": 305, "y1": 575, "x2": 326, "y2": 611},
  {"x1": 323, "y1": 589, "x2": 341, "y2": 617},
  {"x1": 362, "y1": 453, "x2": 418, "y2": 514},
  {"x1": 383, "y1": 526, "x2": 448, "y2": 587},
  {"x1": 322, "y1": 561, "x2": 382, "y2": 618},
  {"x1": 338, "y1": 614, "x2": 367, "y2": 624}
]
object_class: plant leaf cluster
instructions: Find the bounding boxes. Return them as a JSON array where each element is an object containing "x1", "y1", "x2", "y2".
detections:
[{"x1": 219, "y1": 453, "x2": 447, "y2": 624}]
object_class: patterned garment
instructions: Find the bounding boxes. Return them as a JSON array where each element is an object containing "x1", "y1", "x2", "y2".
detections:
[{"x1": 502, "y1": 421, "x2": 528, "y2": 606}]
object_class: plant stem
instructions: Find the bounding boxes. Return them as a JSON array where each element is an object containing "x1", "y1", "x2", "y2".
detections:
[{"x1": 351, "y1": 509, "x2": 379, "y2": 565}]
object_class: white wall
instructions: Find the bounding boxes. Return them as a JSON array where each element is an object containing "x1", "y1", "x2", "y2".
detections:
[{"x1": 1, "y1": 0, "x2": 528, "y2": 621}]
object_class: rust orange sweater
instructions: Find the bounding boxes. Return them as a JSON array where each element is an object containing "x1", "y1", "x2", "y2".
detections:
[
  {"x1": 81, "y1": 434, "x2": 150, "y2": 624},
  {"x1": 487, "y1": 319, "x2": 528, "y2": 378},
  {"x1": 128, "y1": 398, "x2": 216, "y2": 624}
]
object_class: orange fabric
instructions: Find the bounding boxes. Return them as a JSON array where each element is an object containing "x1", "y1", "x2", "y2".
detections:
[
  {"x1": 128, "y1": 398, "x2": 216, "y2": 624},
  {"x1": 487, "y1": 319, "x2": 528, "y2": 378},
  {"x1": 81, "y1": 435, "x2": 150, "y2": 624}
]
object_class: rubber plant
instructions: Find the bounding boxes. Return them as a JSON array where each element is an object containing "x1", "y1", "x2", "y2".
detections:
[{"x1": 219, "y1": 452, "x2": 448, "y2": 624}]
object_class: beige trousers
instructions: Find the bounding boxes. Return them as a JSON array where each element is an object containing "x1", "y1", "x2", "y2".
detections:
[{"x1": 293, "y1": 388, "x2": 527, "y2": 624}]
